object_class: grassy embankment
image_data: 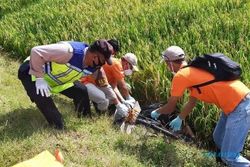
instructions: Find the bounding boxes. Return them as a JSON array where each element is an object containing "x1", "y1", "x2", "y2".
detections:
[{"x1": 0, "y1": 52, "x2": 221, "y2": 166}]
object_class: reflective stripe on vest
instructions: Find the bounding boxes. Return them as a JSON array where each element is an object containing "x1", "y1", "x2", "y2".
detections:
[
  {"x1": 44, "y1": 62, "x2": 84, "y2": 89},
  {"x1": 43, "y1": 42, "x2": 88, "y2": 93}
]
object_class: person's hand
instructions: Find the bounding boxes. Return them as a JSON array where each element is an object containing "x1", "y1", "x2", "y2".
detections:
[
  {"x1": 126, "y1": 95, "x2": 135, "y2": 103},
  {"x1": 114, "y1": 103, "x2": 129, "y2": 121},
  {"x1": 35, "y1": 78, "x2": 51, "y2": 97},
  {"x1": 123, "y1": 99, "x2": 136, "y2": 109},
  {"x1": 151, "y1": 109, "x2": 160, "y2": 120},
  {"x1": 169, "y1": 116, "x2": 183, "y2": 131}
]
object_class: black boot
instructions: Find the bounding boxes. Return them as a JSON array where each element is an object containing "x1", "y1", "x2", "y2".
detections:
[
  {"x1": 108, "y1": 104, "x2": 116, "y2": 116},
  {"x1": 36, "y1": 98, "x2": 64, "y2": 130},
  {"x1": 75, "y1": 98, "x2": 91, "y2": 118},
  {"x1": 92, "y1": 101, "x2": 102, "y2": 115}
]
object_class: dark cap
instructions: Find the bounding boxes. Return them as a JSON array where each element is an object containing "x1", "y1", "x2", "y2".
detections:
[
  {"x1": 89, "y1": 39, "x2": 113, "y2": 65},
  {"x1": 108, "y1": 39, "x2": 120, "y2": 53}
]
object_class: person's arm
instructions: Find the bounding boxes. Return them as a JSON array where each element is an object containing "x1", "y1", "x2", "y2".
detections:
[
  {"x1": 29, "y1": 42, "x2": 73, "y2": 78},
  {"x1": 169, "y1": 96, "x2": 197, "y2": 131},
  {"x1": 29, "y1": 43, "x2": 74, "y2": 97},
  {"x1": 159, "y1": 96, "x2": 180, "y2": 114},
  {"x1": 179, "y1": 96, "x2": 197, "y2": 120},
  {"x1": 150, "y1": 96, "x2": 180, "y2": 120},
  {"x1": 108, "y1": 60, "x2": 131, "y2": 99},
  {"x1": 113, "y1": 86, "x2": 126, "y2": 102},
  {"x1": 94, "y1": 68, "x2": 109, "y2": 87},
  {"x1": 117, "y1": 79, "x2": 130, "y2": 99},
  {"x1": 100, "y1": 84, "x2": 120, "y2": 105}
]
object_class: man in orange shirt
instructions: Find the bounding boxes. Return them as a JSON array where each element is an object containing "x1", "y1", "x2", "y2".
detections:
[
  {"x1": 82, "y1": 52, "x2": 139, "y2": 121},
  {"x1": 80, "y1": 67, "x2": 119, "y2": 112},
  {"x1": 103, "y1": 53, "x2": 139, "y2": 103},
  {"x1": 102, "y1": 52, "x2": 139, "y2": 121},
  {"x1": 151, "y1": 46, "x2": 250, "y2": 166},
  {"x1": 80, "y1": 40, "x2": 139, "y2": 121}
]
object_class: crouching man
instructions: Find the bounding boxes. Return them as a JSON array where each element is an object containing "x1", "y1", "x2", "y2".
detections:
[
  {"x1": 151, "y1": 46, "x2": 250, "y2": 166},
  {"x1": 18, "y1": 39, "x2": 113, "y2": 129}
]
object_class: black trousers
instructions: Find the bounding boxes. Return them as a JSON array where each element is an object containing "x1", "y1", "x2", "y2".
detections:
[{"x1": 18, "y1": 61, "x2": 90, "y2": 129}]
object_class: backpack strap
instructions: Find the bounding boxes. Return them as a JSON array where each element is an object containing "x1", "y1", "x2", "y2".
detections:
[
  {"x1": 181, "y1": 65, "x2": 189, "y2": 69},
  {"x1": 182, "y1": 65, "x2": 219, "y2": 94},
  {"x1": 192, "y1": 79, "x2": 218, "y2": 94}
]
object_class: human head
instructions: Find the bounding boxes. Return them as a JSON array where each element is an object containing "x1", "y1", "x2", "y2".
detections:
[
  {"x1": 121, "y1": 53, "x2": 139, "y2": 76},
  {"x1": 86, "y1": 39, "x2": 113, "y2": 68},
  {"x1": 108, "y1": 39, "x2": 120, "y2": 55},
  {"x1": 162, "y1": 46, "x2": 185, "y2": 61},
  {"x1": 161, "y1": 46, "x2": 185, "y2": 73}
]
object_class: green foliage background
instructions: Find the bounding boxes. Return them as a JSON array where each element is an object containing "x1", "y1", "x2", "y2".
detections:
[{"x1": 0, "y1": 0, "x2": 250, "y2": 150}]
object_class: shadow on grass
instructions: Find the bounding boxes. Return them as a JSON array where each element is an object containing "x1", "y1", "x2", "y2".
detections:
[
  {"x1": 0, "y1": 93, "x2": 79, "y2": 136},
  {"x1": 114, "y1": 137, "x2": 179, "y2": 167},
  {"x1": 114, "y1": 134, "x2": 222, "y2": 167},
  {"x1": 0, "y1": 107, "x2": 47, "y2": 141},
  {"x1": 0, "y1": 94, "x2": 95, "y2": 141}
]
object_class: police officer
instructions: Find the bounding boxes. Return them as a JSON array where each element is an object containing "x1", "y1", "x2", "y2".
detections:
[{"x1": 18, "y1": 39, "x2": 113, "y2": 129}]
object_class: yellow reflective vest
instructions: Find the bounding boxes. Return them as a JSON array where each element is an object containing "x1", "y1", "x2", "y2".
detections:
[{"x1": 27, "y1": 42, "x2": 90, "y2": 93}]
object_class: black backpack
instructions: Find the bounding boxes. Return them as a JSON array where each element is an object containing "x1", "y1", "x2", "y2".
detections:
[{"x1": 185, "y1": 53, "x2": 242, "y2": 93}]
